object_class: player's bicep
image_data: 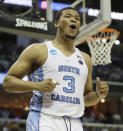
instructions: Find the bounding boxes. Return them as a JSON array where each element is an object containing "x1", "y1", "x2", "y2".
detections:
[
  {"x1": 7, "y1": 58, "x2": 31, "y2": 79},
  {"x1": 7, "y1": 46, "x2": 35, "y2": 79}
]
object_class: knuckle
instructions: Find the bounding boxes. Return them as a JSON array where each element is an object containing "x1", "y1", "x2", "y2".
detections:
[
  {"x1": 47, "y1": 81, "x2": 52, "y2": 86},
  {"x1": 48, "y1": 78, "x2": 52, "y2": 82},
  {"x1": 45, "y1": 79, "x2": 52, "y2": 84}
]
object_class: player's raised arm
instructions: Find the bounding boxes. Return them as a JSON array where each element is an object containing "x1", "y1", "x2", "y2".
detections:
[{"x1": 3, "y1": 43, "x2": 58, "y2": 93}]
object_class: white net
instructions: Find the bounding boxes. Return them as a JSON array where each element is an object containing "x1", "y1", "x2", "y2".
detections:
[{"x1": 87, "y1": 28, "x2": 120, "y2": 65}]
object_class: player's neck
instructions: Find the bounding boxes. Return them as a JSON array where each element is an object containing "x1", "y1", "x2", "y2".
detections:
[{"x1": 54, "y1": 35, "x2": 75, "y2": 52}]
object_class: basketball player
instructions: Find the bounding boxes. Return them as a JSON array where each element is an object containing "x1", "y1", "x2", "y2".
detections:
[{"x1": 3, "y1": 7, "x2": 109, "y2": 131}]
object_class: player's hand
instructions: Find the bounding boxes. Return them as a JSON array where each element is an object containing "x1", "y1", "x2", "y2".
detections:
[
  {"x1": 36, "y1": 78, "x2": 60, "y2": 93},
  {"x1": 96, "y1": 77, "x2": 109, "y2": 99}
]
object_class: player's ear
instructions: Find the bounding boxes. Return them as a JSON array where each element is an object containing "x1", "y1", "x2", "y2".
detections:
[{"x1": 55, "y1": 21, "x2": 59, "y2": 28}]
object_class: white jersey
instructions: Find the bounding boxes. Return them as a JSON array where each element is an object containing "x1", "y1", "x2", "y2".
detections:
[{"x1": 29, "y1": 41, "x2": 88, "y2": 118}]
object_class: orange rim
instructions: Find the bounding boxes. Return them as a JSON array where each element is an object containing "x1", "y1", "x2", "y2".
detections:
[
  {"x1": 101, "y1": 28, "x2": 120, "y2": 34},
  {"x1": 79, "y1": 28, "x2": 120, "y2": 44},
  {"x1": 88, "y1": 28, "x2": 120, "y2": 41}
]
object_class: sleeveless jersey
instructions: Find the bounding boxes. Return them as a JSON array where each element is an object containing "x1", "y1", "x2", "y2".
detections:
[{"x1": 28, "y1": 41, "x2": 88, "y2": 118}]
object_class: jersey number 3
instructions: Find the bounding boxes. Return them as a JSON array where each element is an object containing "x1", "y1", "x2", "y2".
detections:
[{"x1": 63, "y1": 75, "x2": 75, "y2": 93}]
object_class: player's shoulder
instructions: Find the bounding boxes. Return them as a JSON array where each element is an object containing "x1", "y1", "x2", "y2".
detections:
[
  {"x1": 24, "y1": 42, "x2": 47, "y2": 55},
  {"x1": 79, "y1": 51, "x2": 91, "y2": 62},
  {"x1": 26, "y1": 42, "x2": 47, "y2": 51},
  {"x1": 19, "y1": 42, "x2": 47, "y2": 61},
  {"x1": 18, "y1": 42, "x2": 48, "y2": 68},
  {"x1": 79, "y1": 51, "x2": 92, "y2": 68}
]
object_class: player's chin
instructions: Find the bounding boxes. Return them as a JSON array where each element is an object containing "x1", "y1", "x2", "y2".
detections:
[
  {"x1": 65, "y1": 32, "x2": 78, "y2": 40},
  {"x1": 65, "y1": 34, "x2": 76, "y2": 40}
]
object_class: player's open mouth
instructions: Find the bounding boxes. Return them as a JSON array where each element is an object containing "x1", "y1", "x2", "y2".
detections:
[{"x1": 70, "y1": 25, "x2": 77, "y2": 30}]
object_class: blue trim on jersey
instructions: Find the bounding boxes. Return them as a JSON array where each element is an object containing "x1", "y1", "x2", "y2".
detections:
[
  {"x1": 26, "y1": 110, "x2": 40, "y2": 131},
  {"x1": 32, "y1": 67, "x2": 43, "y2": 82},
  {"x1": 28, "y1": 67, "x2": 44, "y2": 111}
]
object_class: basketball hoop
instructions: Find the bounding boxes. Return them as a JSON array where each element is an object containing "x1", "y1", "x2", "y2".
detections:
[{"x1": 87, "y1": 28, "x2": 120, "y2": 65}]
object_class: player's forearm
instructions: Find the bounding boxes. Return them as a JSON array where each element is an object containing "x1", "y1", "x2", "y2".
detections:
[
  {"x1": 3, "y1": 75, "x2": 37, "y2": 93},
  {"x1": 84, "y1": 91, "x2": 100, "y2": 107}
]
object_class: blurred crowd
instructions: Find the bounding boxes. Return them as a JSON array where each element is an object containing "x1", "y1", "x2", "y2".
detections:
[
  {"x1": 93, "y1": 64, "x2": 123, "y2": 82},
  {"x1": 83, "y1": 107, "x2": 123, "y2": 131},
  {"x1": 0, "y1": 33, "x2": 24, "y2": 73},
  {"x1": 0, "y1": 107, "x2": 28, "y2": 131},
  {"x1": 83, "y1": 108, "x2": 122, "y2": 124}
]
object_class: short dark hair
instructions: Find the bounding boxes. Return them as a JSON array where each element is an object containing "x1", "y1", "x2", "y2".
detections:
[{"x1": 55, "y1": 7, "x2": 78, "y2": 22}]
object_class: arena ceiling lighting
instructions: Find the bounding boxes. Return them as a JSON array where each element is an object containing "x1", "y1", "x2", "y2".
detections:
[
  {"x1": 3, "y1": 0, "x2": 123, "y2": 20},
  {"x1": 3, "y1": 0, "x2": 32, "y2": 6},
  {"x1": 88, "y1": 8, "x2": 123, "y2": 20}
]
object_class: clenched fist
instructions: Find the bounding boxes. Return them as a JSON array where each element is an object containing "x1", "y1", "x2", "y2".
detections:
[
  {"x1": 36, "y1": 78, "x2": 60, "y2": 93},
  {"x1": 96, "y1": 77, "x2": 109, "y2": 99}
]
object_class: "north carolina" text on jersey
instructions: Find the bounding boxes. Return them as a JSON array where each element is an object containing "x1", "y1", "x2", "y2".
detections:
[{"x1": 51, "y1": 94, "x2": 80, "y2": 104}]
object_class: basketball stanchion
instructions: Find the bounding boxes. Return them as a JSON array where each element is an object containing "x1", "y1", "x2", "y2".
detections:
[{"x1": 86, "y1": 28, "x2": 120, "y2": 102}]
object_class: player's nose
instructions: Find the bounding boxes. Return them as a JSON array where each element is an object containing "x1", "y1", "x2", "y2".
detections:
[{"x1": 71, "y1": 17, "x2": 76, "y2": 23}]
